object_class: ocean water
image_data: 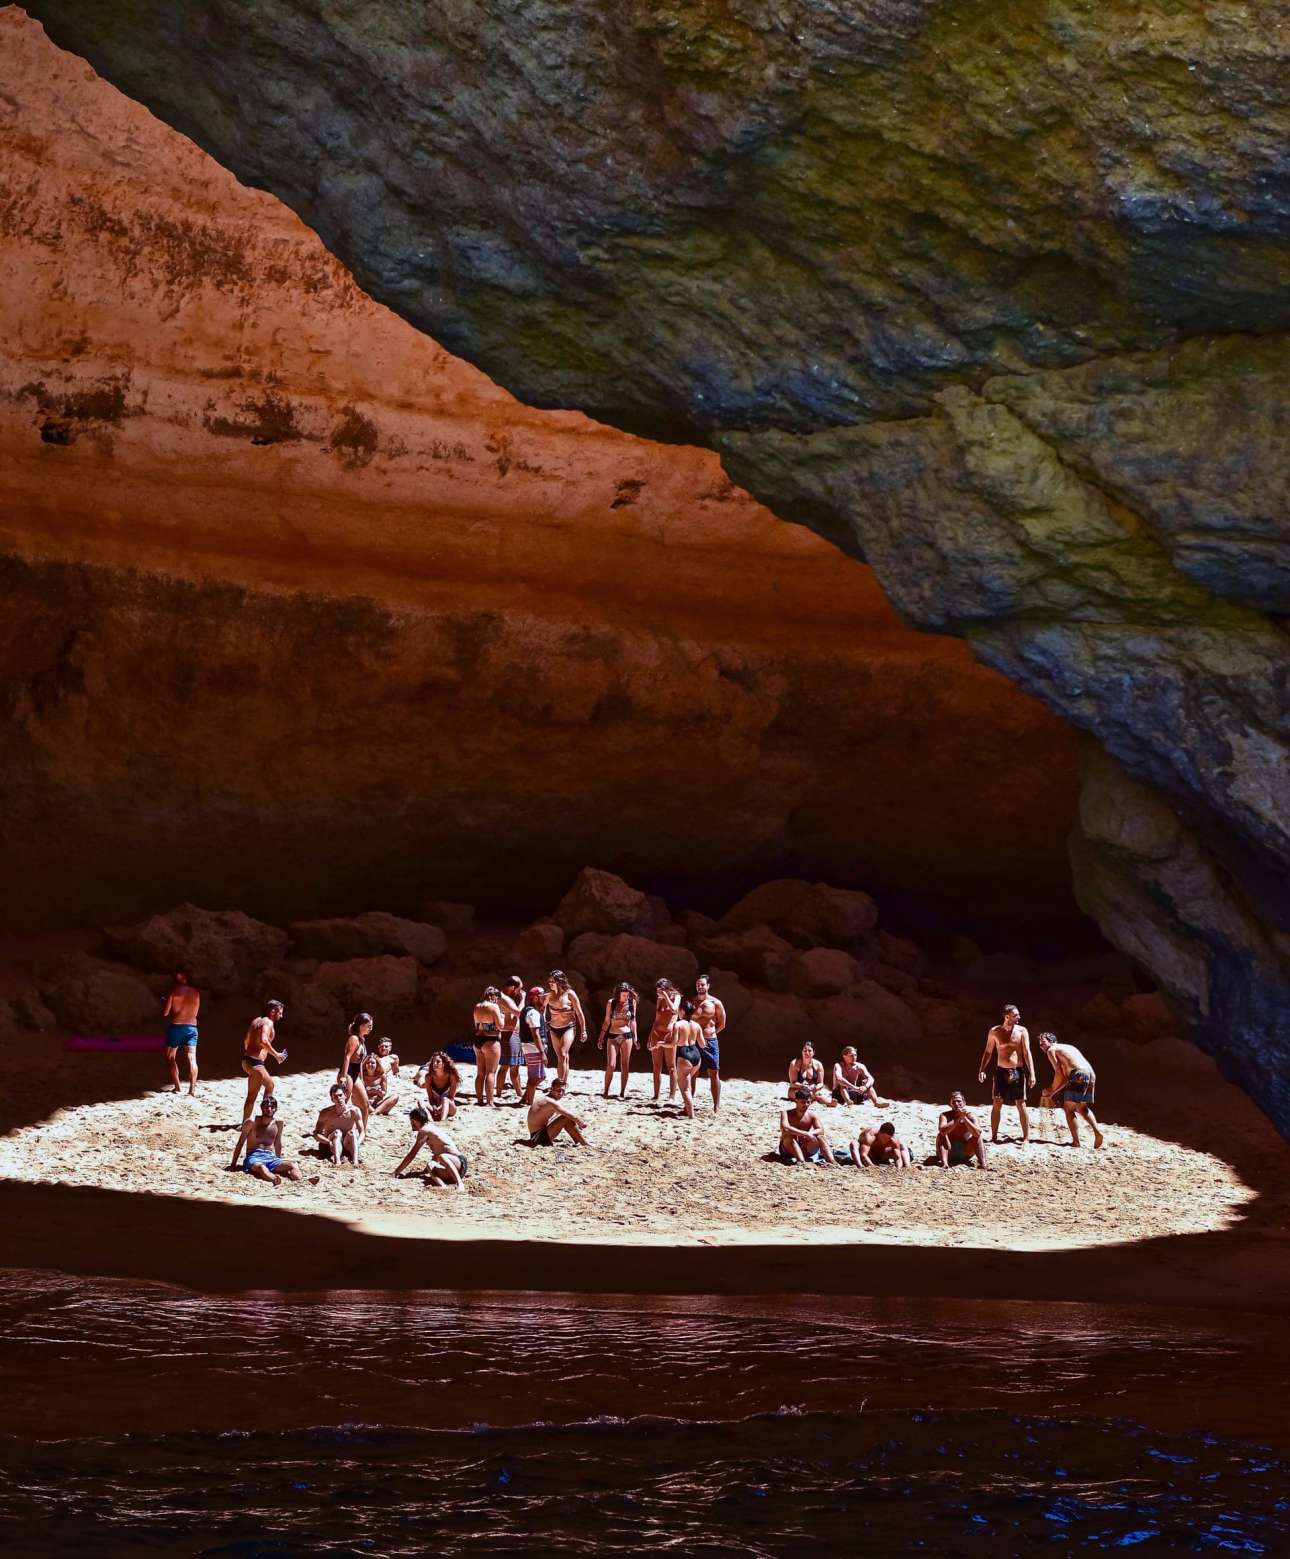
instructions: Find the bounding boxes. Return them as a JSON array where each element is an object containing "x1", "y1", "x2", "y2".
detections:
[{"x1": 1, "y1": 1271, "x2": 1286, "y2": 1555}]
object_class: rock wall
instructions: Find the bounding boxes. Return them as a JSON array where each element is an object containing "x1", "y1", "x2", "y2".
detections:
[
  {"x1": 19, "y1": 0, "x2": 1287, "y2": 1129},
  {"x1": 0, "y1": 9, "x2": 1076, "y2": 933}
]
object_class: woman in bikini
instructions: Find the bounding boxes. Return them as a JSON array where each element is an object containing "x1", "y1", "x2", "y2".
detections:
[
  {"x1": 360, "y1": 1050, "x2": 401, "y2": 1117},
  {"x1": 788, "y1": 1041, "x2": 834, "y2": 1106},
  {"x1": 472, "y1": 987, "x2": 507, "y2": 1107},
  {"x1": 337, "y1": 1012, "x2": 374, "y2": 1131},
  {"x1": 647, "y1": 977, "x2": 681, "y2": 1103},
  {"x1": 598, "y1": 981, "x2": 638, "y2": 1099},
  {"x1": 672, "y1": 999, "x2": 706, "y2": 1120},
  {"x1": 417, "y1": 1050, "x2": 460, "y2": 1121},
  {"x1": 544, "y1": 970, "x2": 585, "y2": 1088}
]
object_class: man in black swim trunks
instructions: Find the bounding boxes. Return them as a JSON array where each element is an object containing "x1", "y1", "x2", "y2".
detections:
[
  {"x1": 977, "y1": 1003, "x2": 1035, "y2": 1145},
  {"x1": 526, "y1": 1078, "x2": 589, "y2": 1146}
]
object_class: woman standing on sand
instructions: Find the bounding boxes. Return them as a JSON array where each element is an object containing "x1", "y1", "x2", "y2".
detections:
[
  {"x1": 417, "y1": 1050, "x2": 460, "y2": 1121},
  {"x1": 544, "y1": 970, "x2": 585, "y2": 1088},
  {"x1": 338, "y1": 1012, "x2": 374, "y2": 1130},
  {"x1": 647, "y1": 978, "x2": 681, "y2": 1102},
  {"x1": 360, "y1": 1050, "x2": 400, "y2": 1117},
  {"x1": 672, "y1": 999, "x2": 706, "y2": 1120},
  {"x1": 472, "y1": 987, "x2": 507, "y2": 1107},
  {"x1": 598, "y1": 981, "x2": 638, "y2": 1099}
]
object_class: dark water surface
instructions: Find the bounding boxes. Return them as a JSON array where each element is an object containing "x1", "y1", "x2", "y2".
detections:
[{"x1": 1, "y1": 1270, "x2": 1286, "y2": 1554}]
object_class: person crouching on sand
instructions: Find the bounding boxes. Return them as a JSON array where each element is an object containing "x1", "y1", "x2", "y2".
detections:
[
  {"x1": 229, "y1": 1097, "x2": 306, "y2": 1185},
  {"x1": 849, "y1": 1122, "x2": 911, "y2": 1169},
  {"x1": 832, "y1": 1046, "x2": 888, "y2": 1107},
  {"x1": 1038, "y1": 1032, "x2": 1104, "y2": 1148},
  {"x1": 936, "y1": 1092, "x2": 989, "y2": 1169},
  {"x1": 779, "y1": 1088, "x2": 842, "y2": 1166},
  {"x1": 527, "y1": 1077, "x2": 589, "y2": 1146},
  {"x1": 394, "y1": 1106, "x2": 467, "y2": 1189},
  {"x1": 162, "y1": 971, "x2": 201, "y2": 1096},
  {"x1": 312, "y1": 1082, "x2": 364, "y2": 1166}
]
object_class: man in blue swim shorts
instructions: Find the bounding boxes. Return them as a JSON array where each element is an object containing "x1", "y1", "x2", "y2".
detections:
[
  {"x1": 162, "y1": 972, "x2": 201, "y2": 1096},
  {"x1": 229, "y1": 1097, "x2": 306, "y2": 1185},
  {"x1": 1038, "y1": 1033, "x2": 1105, "y2": 1149},
  {"x1": 692, "y1": 974, "x2": 727, "y2": 1115}
]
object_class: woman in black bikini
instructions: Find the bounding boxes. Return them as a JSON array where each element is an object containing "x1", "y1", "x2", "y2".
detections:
[
  {"x1": 788, "y1": 1041, "x2": 833, "y2": 1105},
  {"x1": 472, "y1": 987, "x2": 507, "y2": 1107},
  {"x1": 598, "y1": 981, "x2": 638, "y2": 1099},
  {"x1": 417, "y1": 1050, "x2": 460, "y2": 1121},
  {"x1": 544, "y1": 970, "x2": 586, "y2": 1088},
  {"x1": 337, "y1": 1012, "x2": 374, "y2": 1130}
]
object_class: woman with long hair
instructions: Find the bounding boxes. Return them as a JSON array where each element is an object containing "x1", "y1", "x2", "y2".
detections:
[
  {"x1": 647, "y1": 977, "x2": 681, "y2": 1103},
  {"x1": 418, "y1": 1050, "x2": 461, "y2": 1121},
  {"x1": 360, "y1": 1049, "x2": 400, "y2": 1117},
  {"x1": 788, "y1": 1041, "x2": 832, "y2": 1105},
  {"x1": 544, "y1": 969, "x2": 585, "y2": 1088},
  {"x1": 598, "y1": 981, "x2": 638, "y2": 1099},
  {"x1": 337, "y1": 1012, "x2": 374, "y2": 1130},
  {"x1": 472, "y1": 986, "x2": 507, "y2": 1107}
]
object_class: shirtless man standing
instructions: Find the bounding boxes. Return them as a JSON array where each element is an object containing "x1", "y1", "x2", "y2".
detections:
[
  {"x1": 228, "y1": 1096, "x2": 306, "y2": 1185},
  {"x1": 936, "y1": 1091, "x2": 989, "y2": 1169},
  {"x1": 779, "y1": 1088, "x2": 841, "y2": 1165},
  {"x1": 241, "y1": 1000, "x2": 286, "y2": 1122},
  {"x1": 312, "y1": 1082, "x2": 364, "y2": 1166},
  {"x1": 978, "y1": 1004, "x2": 1035, "y2": 1144},
  {"x1": 497, "y1": 976, "x2": 525, "y2": 1099},
  {"x1": 527, "y1": 1077, "x2": 589, "y2": 1146},
  {"x1": 162, "y1": 973, "x2": 201, "y2": 1096},
  {"x1": 1038, "y1": 1032, "x2": 1104, "y2": 1148},
  {"x1": 692, "y1": 974, "x2": 727, "y2": 1114}
]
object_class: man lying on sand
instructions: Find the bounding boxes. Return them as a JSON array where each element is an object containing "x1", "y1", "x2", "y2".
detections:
[
  {"x1": 162, "y1": 972, "x2": 201, "y2": 1096},
  {"x1": 978, "y1": 1003, "x2": 1035, "y2": 1145},
  {"x1": 936, "y1": 1092, "x2": 989, "y2": 1169},
  {"x1": 393, "y1": 1106, "x2": 468, "y2": 1189},
  {"x1": 832, "y1": 1046, "x2": 888, "y2": 1107},
  {"x1": 1038, "y1": 1032, "x2": 1105, "y2": 1149},
  {"x1": 312, "y1": 1082, "x2": 364, "y2": 1166},
  {"x1": 229, "y1": 1096, "x2": 306, "y2": 1185},
  {"x1": 779, "y1": 1088, "x2": 843, "y2": 1165},
  {"x1": 527, "y1": 1077, "x2": 589, "y2": 1146},
  {"x1": 849, "y1": 1122, "x2": 912, "y2": 1168}
]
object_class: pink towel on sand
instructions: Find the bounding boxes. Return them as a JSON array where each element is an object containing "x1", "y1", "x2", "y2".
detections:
[{"x1": 64, "y1": 1034, "x2": 165, "y2": 1052}]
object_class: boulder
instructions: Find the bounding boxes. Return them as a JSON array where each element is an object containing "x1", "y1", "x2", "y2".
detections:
[
  {"x1": 856, "y1": 959, "x2": 920, "y2": 996},
  {"x1": 949, "y1": 935, "x2": 983, "y2": 969},
  {"x1": 720, "y1": 879, "x2": 878, "y2": 946},
  {"x1": 1077, "y1": 993, "x2": 1123, "y2": 1033},
  {"x1": 873, "y1": 930, "x2": 928, "y2": 977},
  {"x1": 553, "y1": 868, "x2": 647, "y2": 938},
  {"x1": 1121, "y1": 991, "x2": 1178, "y2": 1042},
  {"x1": 512, "y1": 922, "x2": 564, "y2": 963},
  {"x1": 810, "y1": 982, "x2": 924, "y2": 1054},
  {"x1": 720, "y1": 879, "x2": 813, "y2": 933},
  {"x1": 314, "y1": 955, "x2": 419, "y2": 1015},
  {"x1": 0, "y1": 999, "x2": 16, "y2": 1037},
  {"x1": 653, "y1": 923, "x2": 689, "y2": 947},
  {"x1": 40, "y1": 954, "x2": 159, "y2": 1034},
  {"x1": 289, "y1": 913, "x2": 446, "y2": 965},
  {"x1": 12, "y1": 990, "x2": 56, "y2": 1030},
  {"x1": 677, "y1": 909, "x2": 719, "y2": 942},
  {"x1": 258, "y1": 967, "x2": 346, "y2": 1042},
  {"x1": 904, "y1": 992, "x2": 975, "y2": 1046},
  {"x1": 957, "y1": 951, "x2": 1045, "y2": 990},
  {"x1": 566, "y1": 933, "x2": 698, "y2": 994},
  {"x1": 704, "y1": 968, "x2": 754, "y2": 1030},
  {"x1": 420, "y1": 900, "x2": 476, "y2": 931},
  {"x1": 694, "y1": 925, "x2": 794, "y2": 990},
  {"x1": 105, "y1": 903, "x2": 288, "y2": 996},
  {"x1": 735, "y1": 991, "x2": 816, "y2": 1070},
  {"x1": 788, "y1": 947, "x2": 861, "y2": 998}
]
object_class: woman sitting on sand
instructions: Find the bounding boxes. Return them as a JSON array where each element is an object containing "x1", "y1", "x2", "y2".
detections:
[
  {"x1": 647, "y1": 977, "x2": 681, "y2": 1103},
  {"x1": 360, "y1": 1051, "x2": 401, "y2": 1117},
  {"x1": 415, "y1": 1051, "x2": 461, "y2": 1121},
  {"x1": 544, "y1": 970, "x2": 586, "y2": 1087},
  {"x1": 788, "y1": 1042, "x2": 834, "y2": 1104},
  {"x1": 338, "y1": 1012, "x2": 374, "y2": 1130},
  {"x1": 473, "y1": 987, "x2": 507, "y2": 1107},
  {"x1": 598, "y1": 981, "x2": 638, "y2": 1099},
  {"x1": 672, "y1": 999, "x2": 706, "y2": 1120}
]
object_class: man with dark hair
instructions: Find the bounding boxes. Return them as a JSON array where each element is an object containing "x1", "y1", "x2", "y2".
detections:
[
  {"x1": 851, "y1": 1121, "x2": 912, "y2": 1168},
  {"x1": 394, "y1": 1105, "x2": 467, "y2": 1188},
  {"x1": 1038, "y1": 1033, "x2": 1104, "y2": 1148},
  {"x1": 977, "y1": 1003, "x2": 1035, "y2": 1145},
  {"x1": 228, "y1": 1096, "x2": 306, "y2": 1185},
  {"x1": 241, "y1": 1000, "x2": 287, "y2": 1122},
  {"x1": 526, "y1": 1077, "x2": 589, "y2": 1146},
  {"x1": 692, "y1": 973, "x2": 727, "y2": 1114},
  {"x1": 162, "y1": 972, "x2": 201, "y2": 1096},
  {"x1": 312, "y1": 1081, "x2": 364, "y2": 1166},
  {"x1": 936, "y1": 1092, "x2": 989, "y2": 1169},
  {"x1": 778, "y1": 1087, "x2": 842, "y2": 1165}
]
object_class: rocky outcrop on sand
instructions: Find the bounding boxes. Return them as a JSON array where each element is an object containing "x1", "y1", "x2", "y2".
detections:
[{"x1": 105, "y1": 906, "x2": 289, "y2": 997}]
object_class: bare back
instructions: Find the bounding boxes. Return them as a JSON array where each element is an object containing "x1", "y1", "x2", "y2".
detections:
[{"x1": 165, "y1": 985, "x2": 200, "y2": 1024}]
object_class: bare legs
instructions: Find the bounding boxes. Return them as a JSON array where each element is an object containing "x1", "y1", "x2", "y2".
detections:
[
  {"x1": 991, "y1": 1099, "x2": 1030, "y2": 1144},
  {"x1": 677, "y1": 1060, "x2": 698, "y2": 1118},
  {"x1": 650, "y1": 1044, "x2": 677, "y2": 1102},
  {"x1": 242, "y1": 1063, "x2": 273, "y2": 1122},
  {"x1": 603, "y1": 1040, "x2": 632, "y2": 1098},
  {"x1": 315, "y1": 1126, "x2": 363, "y2": 1166},
  {"x1": 545, "y1": 1112, "x2": 588, "y2": 1145},
  {"x1": 551, "y1": 1031, "x2": 574, "y2": 1087},
  {"x1": 248, "y1": 1161, "x2": 303, "y2": 1186},
  {"x1": 475, "y1": 1042, "x2": 501, "y2": 1106},
  {"x1": 707, "y1": 1065, "x2": 721, "y2": 1114},
  {"x1": 1065, "y1": 1102, "x2": 1105, "y2": 1149}
]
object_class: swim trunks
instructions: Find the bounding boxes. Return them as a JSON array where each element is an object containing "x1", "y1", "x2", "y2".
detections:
[
  {"x1": 946, "y1": 1138, "x2": 975, "y2": 1166},
  {"x1": 452, "y1": 1153, "x2": 468, "y2": 1179},
  {"x1": 524, "y1": 1050, "x2": 547, "y2": 1082},
  {"x1": 1056, "y1": 1069, "x2": 1095, "y2": 1105},
  {"x1": 165, "y1": 1023, "x2": 199, "y2": 1048},
  {"x1": 834, "y1": 1080, "x2": 870, "y2": 1104},
  {"x1": 244, "y1": 1147, "x2": 284, "y2": 1173},
  {"x1": 698, "y1": 1035, "x2": 721, "y2": 1073},
  {"x1": 503, "y1": 1034, "x2": 523, "y2": 1068},
  {"x1": 993, "y1": 1065, "x2": 1027, "y2": 1103},
  {"x1": 529, "y1": 1124, "x2": 555, "y2": 1147}
]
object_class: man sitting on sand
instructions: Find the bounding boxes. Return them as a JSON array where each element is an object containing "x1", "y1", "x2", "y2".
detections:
[
  {"x1": 393, "y1": 1105, "x2": 468, "y2": 1189},
  {"x1": 527, "y1": 1077, "x2": 589, "y2": 1146},
  {"x1": 1038, "y1": 1032, "x2": 1105, "y2": 1148},
  {"x1": 832, "y1": 1046, "x2": 889, "y2": 1107},
  {"x1": 978, "y1": 1003, "x2": 1035, "y2": 1145},
  {"x1": 312, "y1": 1082, "x2": 364, "y2": 1166},
  {"x1": 778, "y1": 1087, "x2": 843, "y2": 1166},
  {"x1": 849, "y1": 1122, "x2": 911, "y2": 1168},
  {"x1": 229, "y1": 1096, "x2": 306, "y2": 1185},
  {"x1": 936, "y1": 1092, "x2": 989, "y2": 1169},
  {"x1": 162, "y1": 972, "x2": 201, "y2": 1096}
]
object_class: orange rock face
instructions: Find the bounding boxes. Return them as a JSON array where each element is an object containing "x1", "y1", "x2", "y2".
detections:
[{"x1": 0, "y1": 10, "x2": 1077, "y2": 932}]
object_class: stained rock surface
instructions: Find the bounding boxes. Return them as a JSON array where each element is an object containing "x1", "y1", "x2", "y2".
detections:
[{"x1": 0, "y1": 10, "x2": 1075, "y2": 935}]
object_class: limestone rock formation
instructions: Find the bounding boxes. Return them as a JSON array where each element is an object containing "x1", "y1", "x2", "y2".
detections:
[
  {"x1": 22, "y1": 1, "x2": 1285, "y2": 1126},
  {"x1": 105, "y1": 904, "x2": 289, "y2": 996},
  {"x1": 0, "y1": 10, "x2": 1075, "y2": 936}
]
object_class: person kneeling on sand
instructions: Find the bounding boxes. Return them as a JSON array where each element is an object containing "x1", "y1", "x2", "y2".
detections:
[
  {"x1": 1038, "y1": 1032, "x2": 1104, "y2": 1148},
  {"x1": 312, "y1": 1083, "x2": 364, "y2": 1166},
  {"x1": 849, "y1": 1122, "x2": 911, "y2": 1168},
  {"x1": 936, "y1": 1092, "x2": 989, "y2": 1169},
  {"x1": 832, "y1": 1046, "x2": 889, "y2": 1107},
  {"x1": 778, "y1": 1088, "x2": 843, "y2": 1165},
  {"x1": 229, "y1": 1097, "x2": 306, "y2": 1185},
  {"x1": 394, "y1": 1106, "x2": 468, "y2": 1189},
  {"x1": 527, "y1": 1077, "x2": 589, "y2": 1146}
]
